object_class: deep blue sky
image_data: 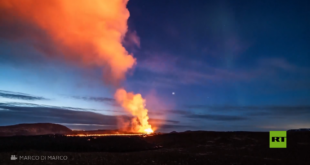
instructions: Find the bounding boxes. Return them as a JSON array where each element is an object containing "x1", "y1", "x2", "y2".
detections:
[{"x1": 0, "y1": 0, "x2": 309, "y2": 132}]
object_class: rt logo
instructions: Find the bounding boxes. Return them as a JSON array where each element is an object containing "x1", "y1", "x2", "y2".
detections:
[
  {"x1": 11, "y1": 155, "x2": 18, "y2": 160},
  {"x1": 270, "y1": 131, "x2": 287, "y2": 148}
]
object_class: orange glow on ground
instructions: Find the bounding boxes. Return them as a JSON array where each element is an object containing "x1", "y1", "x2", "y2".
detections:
[{"x1": 66, "y1": 133, "x2": 145, "y2": 137}]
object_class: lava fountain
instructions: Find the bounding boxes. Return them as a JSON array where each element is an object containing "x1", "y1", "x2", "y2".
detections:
[{"x1": 115, "y1": 88, "x2": 153, "y2": 134}]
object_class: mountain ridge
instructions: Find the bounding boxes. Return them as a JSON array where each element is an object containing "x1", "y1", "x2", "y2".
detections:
[{"x1": 0, "y1": 123, "x2": 72, "y2": 136}]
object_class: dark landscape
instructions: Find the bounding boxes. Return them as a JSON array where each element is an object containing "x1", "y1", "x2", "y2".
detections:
[{"x1": 0, "y1": 124, "x2": 309, "y2": 165}]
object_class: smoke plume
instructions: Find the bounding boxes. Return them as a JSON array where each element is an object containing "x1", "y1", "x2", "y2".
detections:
[
  {"x1": 0, "y1": 0, "x2": 135, "y2": 84},
  {"x1": 0, "y1": 0, "x2": 153, "y2": 133}
]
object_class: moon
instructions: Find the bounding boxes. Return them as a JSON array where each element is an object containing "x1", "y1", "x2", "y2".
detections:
[{"x1": 172, "y1": 92, "x2": 175, "y2": 95}]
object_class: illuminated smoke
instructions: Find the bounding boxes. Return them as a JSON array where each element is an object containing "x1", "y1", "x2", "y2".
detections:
[
  {"x1": 0, "y1": 0, "x2": 153, "y2": 133},
  {"x1": 0, "y1": 0, "x2": 135, "y2": 84}
]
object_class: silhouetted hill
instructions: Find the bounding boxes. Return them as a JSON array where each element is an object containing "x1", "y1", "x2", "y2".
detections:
[{"x1": 0, "y1": 123, "x2": 71, "y2": 136}]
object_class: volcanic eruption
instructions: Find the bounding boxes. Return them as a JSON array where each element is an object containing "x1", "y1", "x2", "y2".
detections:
[
  {"x1": 0, "y1": 0, "x2": 153, "y2": 134},
  {"x1": 115, "y1": 88, "x2": 153, "y2": 134}
]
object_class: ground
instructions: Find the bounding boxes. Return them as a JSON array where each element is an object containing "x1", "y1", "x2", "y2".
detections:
[{"x1": 0, "y1": 131, "x2": 309, "y2": 165}]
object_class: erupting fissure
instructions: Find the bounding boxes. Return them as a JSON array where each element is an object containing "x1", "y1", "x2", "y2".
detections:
[
  {"x1": 0, "y1": 0, "x2": 154, "y2": 134},
  {"x1": 115, "y1": 89, "x2": 153, "y2": 134}
]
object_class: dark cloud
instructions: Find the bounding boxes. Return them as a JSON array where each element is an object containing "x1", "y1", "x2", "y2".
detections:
[
  {"x1": 0, "y1": 90, "x2": 48, "y2": 101},
  {"x1": 147, "y1": 109, "x2": 190, "y2": 116},
  {"x1": 186, "y1": 114, "x2": 247, "y2": 121},
  {"x1": 157, "y1": 124, "x2": 196, "y2": 132},
  {"x1": 0, "y1": 103, "x2": 184, "y2": 131},
  {"x1": 166, "y1": 105, "x2": 310, "y2": 123},
  {"x1": 148, "y1": 111, "x2": 164, "y2": 116},
  {"x1": 165, "y1": 109, "x2": 190, "y2": 115},
  {"x1": 184, "y1": 105, "x2": 310, "y2": 115},
  {"x1": 149, "y1": 119, "x2": 179, "y2": 124},
  {"x1": 0, "y1": 103, "x2": 118, "y2": 128},
  {"x1": 163, "y1": 108, "x2": 247, "y2": 121},
  {"x1": 72, "y1": 96, "x2": 115, "y2": 103},
  {"x1": 158, "y1": 108, "x2": 246, "y2": 121},
  {"x1": 0, "y1": 102, "x2": 100, "y2": 112},
  {"x1": 244, "y1": 106, "x2": 310, "y2": 116},
  {"x1": 181, "y1": 105, "x2": 310, "y2": 124}
]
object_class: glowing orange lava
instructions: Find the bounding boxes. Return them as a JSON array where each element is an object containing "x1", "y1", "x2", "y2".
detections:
[
  {"x1": 144, "y1": 128, "x2": 154, "y2": 134},
  {"x1": 66, "y1": 133, "x2": 145, "y2": 137}
]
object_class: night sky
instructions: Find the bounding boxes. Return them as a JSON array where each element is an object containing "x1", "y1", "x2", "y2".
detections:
[{"x1": 0, "y1": 0, "x2": 309, "y2": 132}]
